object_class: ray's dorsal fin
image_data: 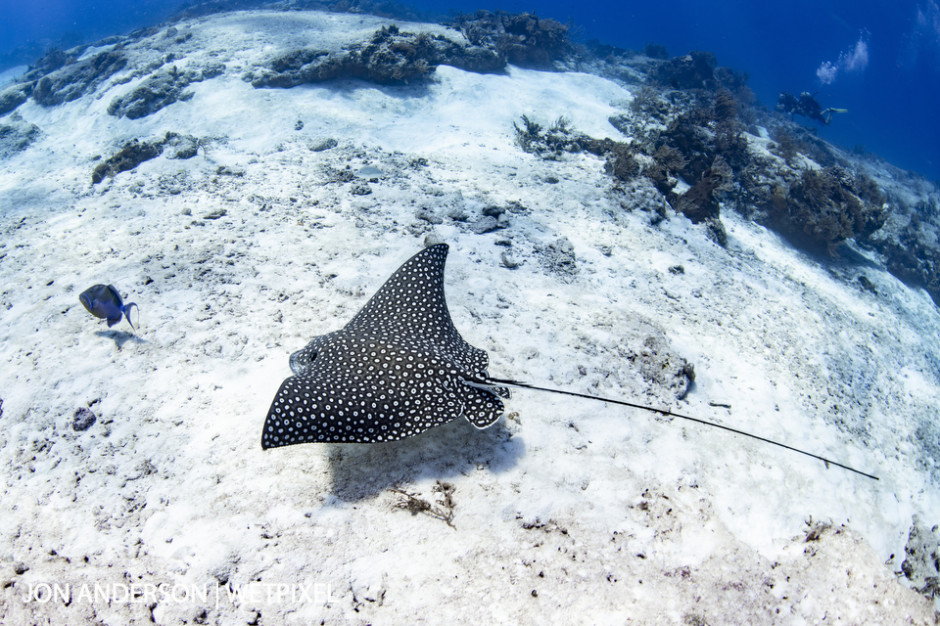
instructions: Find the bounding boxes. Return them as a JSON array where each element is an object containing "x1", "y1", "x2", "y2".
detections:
[{"x1": 346, "y1": 243, "x2": 489, "y2": 375}]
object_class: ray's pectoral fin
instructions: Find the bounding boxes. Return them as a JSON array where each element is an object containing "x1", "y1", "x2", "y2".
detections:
[
  {"x1": 262, "y1": 367, "x2": 471, "y2": 448},
  {"x1": 262, "y1": 375, "x2": 328, "y2": 449}
]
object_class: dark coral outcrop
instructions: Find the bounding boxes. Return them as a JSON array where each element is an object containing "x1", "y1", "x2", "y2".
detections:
[
  {"x1": 769, "y1": 167, "x2": 886, "y2": 250},
  {"x1": 91, "y1": 131, "x2": 199, "y2": 184},
  {"x1": 92, "y1": 139, "x2": 165, "y2": 184},
  {"x1": 250, "y1": 24, "x2": 506, "y2": 88},
  {"x1": 452, "y1": 11, "x2": 571, "y2": 69},
  {"x1": 646, "y1": 50, "x2": 748, "y2": 93},
  {"x1": 108, "y1": 63, "x2": 224, "y2": 118},
  {"x1": 251, "y1": 12, "x2": 571, "y2": 89},
  {"x1": 0, "y1": 116, "x2": 41, "y2": 159},
  {"x1": 0, "y1": 83, "x2": 31, "y2": 116},
  {"x1": 30, "y1": 50, "x2": 127, "y2": 106}
]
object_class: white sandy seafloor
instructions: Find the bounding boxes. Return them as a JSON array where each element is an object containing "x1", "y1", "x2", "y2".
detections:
[{"x1": 0, "y1": 9, "x2": 939, "y2": 625}]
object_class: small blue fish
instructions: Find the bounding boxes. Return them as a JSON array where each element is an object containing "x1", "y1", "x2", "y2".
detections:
[{"x1": 79, "y1": 284, "x2": 138, "y2": 329}]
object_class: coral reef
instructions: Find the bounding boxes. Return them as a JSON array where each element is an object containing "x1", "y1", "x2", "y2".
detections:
[
  {"x1": 251, "y1": 24, "x2": 505, "y2": 88},
  {"x1": 513, "y1": 115, "x2": 641, "y2": 183},
  {"x1": 642, "y1": 146, "x2": 681, "y2": 195},
  {"x1": 0, "y1": 45, "x2": 129, "y2": 115},
  {"x1": 513, "y1": 115, "x2": 594, "y2": 159},
  {"x1": 511, "y1": 50, "x2": 901, "y2": 260},
  {"x1": 769, "y1": 167, "x2": 886, "y2": 250},
  {"x1": 654, "y1": 93, "x2": 749, "y2": 184},
  {"x1": 869, "y1": 217, "x2": 940, "y2": 304},
  {"x1": 602, "y1": 141, "x2": 640, "y2": 181},
  {"x1": 673, "y1": 158, "x2": 732, "y2": 245},
  {"x1": 515, "y1": 89, "x2": 743, "y2": 245},
  {"x1": 452, "y1": 11, "x2": 571, "y2": 69},
  {"x1": 613, "y1": 56, "x2": 938, "y2": 301},
  {"x1": 251, "y1": 12, "x2": 570, "y2": 89},
  {"x1": 770, "y1": 126, "x2": 841, "y2": 168},
  {"x1": 646, "y1": 50, "x2": 748, "y2": 93}
]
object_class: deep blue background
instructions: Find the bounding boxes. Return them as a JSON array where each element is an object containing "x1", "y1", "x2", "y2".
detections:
[{"x1": 1, "y1": 0, "x2": 938, "y2": 181}]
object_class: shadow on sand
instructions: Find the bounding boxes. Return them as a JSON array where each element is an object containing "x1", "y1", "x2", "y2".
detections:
[
  {"x1": 324, "y1": 418, "x2": 524, "y2": 502},
  {"x1": 94, "y1": 329, "x2": 147, "y2": 349}
]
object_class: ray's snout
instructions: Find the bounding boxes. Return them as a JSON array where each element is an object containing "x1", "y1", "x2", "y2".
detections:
[{"x1": 289, "y1": 346, "x2": 316, "y2": 375}]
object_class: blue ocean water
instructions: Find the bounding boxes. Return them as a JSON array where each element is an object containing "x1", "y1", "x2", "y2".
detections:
[{"x1": 1, "y1": 0, "x2": 938, "y2": 181}]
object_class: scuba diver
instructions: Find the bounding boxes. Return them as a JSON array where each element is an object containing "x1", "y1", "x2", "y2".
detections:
[{"x1": 777, "y1": 91, "x2": 847, "y2": 125}]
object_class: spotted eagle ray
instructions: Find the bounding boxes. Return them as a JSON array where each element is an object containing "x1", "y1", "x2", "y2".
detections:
[{"x1": 262, "y1": 244, "x2": 877, "y2": 480}]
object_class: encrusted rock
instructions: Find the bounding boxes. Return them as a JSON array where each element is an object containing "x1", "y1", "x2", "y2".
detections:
[
  {"x1": 0, "y1": 116, "x2": 41, "y2": 159},
  {"x1": 72, "y1": 407, "x2": 97, "y2": 432},
  {"x1": 901, "y1": 516, "x2": 940, "y2": 598},
  {"x1": 310, "y1": 137, "x2": 338, "y2": 152},
  {"x1": 769, "y1": 166, "x2": 886, "y2": 250},
  {"x1": 108, "y1": 63, "x2": 224, "y2": 119},
  {"x1": 452, "y1": 11, "x2": 571, "y2": 69},
  {"x1": 251, "y1": 23, "x2": 513, "y2": 89},
  {"x1": 416, "y1": 209, "x2": 443, "y2": 224},
  {"x1": 634, "y1": 335, "x2": 696, "y2": 400},
  {"x1": 647, "y1": 50, "x2": 746, "y2": 93},
  {"x1": 31, "y1": 50, "x2": 127, "y2": 106},
  {"x1": 92, "y1": 138, "x2": 164, "y2": 184},
  {"x1": 471, "y1": 216, "x2": 499, "y2": 234},
  {"x1": 164, "y1": 132, "x2": 199, "y2": 159},
  {"x1": 500, "y1": 251, "x2": 521, "y2": 268},
  {"x1": 540, "y1": 237, "x2": 578, "y2": 278},
  {"x1": 0, "y1": 82, "x2": 31, "y2": 115},
  {"x1": 91, "y1": 131, "x2": 199, "y2": 183}
]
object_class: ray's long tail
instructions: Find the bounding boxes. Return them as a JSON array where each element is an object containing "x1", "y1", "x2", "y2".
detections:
[{"x1": 487, "y1": 377, "x2": 879, "y2": 481}]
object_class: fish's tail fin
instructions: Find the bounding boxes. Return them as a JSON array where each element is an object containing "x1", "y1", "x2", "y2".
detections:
[
  {"x1": 487, "y1": 377, "x2": 878, "y2": 481},
  {"x1": 123, "y1": 302, "x2": 140, "y2": 330}
]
